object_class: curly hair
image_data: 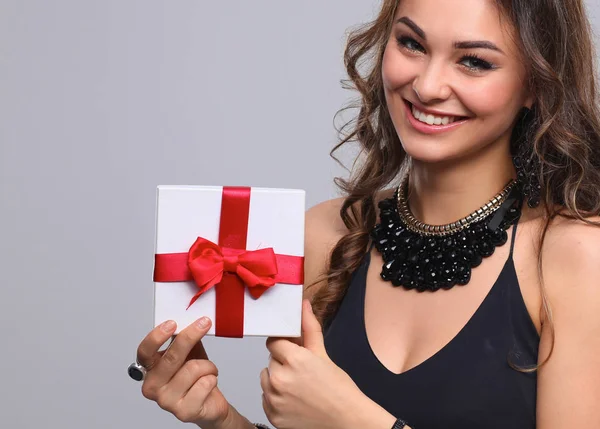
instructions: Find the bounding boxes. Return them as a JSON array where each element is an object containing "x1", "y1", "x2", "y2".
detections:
[{"x1": 305, "y1": 0, "x2": 600, "y2": 370}]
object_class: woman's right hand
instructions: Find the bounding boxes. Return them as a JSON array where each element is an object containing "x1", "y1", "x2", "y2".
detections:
[{"x1": 136, "y1": 317, "x2": 231, "y2": 428}]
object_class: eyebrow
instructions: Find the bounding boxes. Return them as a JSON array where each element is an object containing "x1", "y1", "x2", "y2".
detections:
[{"x1": 395, "y1": 16, "x2": 505, "y2": 55}]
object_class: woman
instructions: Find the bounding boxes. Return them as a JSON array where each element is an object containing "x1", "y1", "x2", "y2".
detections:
[{"x1": 131, "y1": 0, "x2": 600, "y2": 428}]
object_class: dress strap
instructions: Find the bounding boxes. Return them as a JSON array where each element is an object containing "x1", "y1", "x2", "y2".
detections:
[{"x1": 508, "y1": 198, "x2": 523, "y2": 259}]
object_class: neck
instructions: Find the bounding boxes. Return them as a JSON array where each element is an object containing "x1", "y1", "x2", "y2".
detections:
[{"x1": 407, "y1": 145, "x2": 516, "y2": 226}]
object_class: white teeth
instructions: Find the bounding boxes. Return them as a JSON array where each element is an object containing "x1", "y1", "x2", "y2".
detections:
[{"x1": 411, "y1": 104, "x2": 456, "y2": 126}]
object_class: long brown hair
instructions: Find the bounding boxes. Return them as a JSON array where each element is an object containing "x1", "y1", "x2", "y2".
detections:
[{"x1": 306, "y1": 0, "x2": 600, "y2": 370}]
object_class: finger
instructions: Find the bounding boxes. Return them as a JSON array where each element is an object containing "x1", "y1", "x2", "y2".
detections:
[
  {"x1": 148, "y1": 317, "x2": 212, "y2": 386},
  {"x1": 264, "y1": 358, "x2": 288, "y2": 395},
  {"x1": 188, "y1": 337, "x2": 209, "y2": 360},
  {"x1": 154, "y1": 335, "x2": 178, "y2": 359},
  {"x1": 265, "y1": 337, "x2": 299, "y2": 365},
  {"x1": 301, "y1": 299, "x2": 326, "y2": 356},
  {"x1": 262, "y1": 392, "x2": 275, "y2": 421},
  {"x1": 178, "y1": 373, "x2": 219, "y2": 420},
  {"x1": 137, "y1": 320, "x2": 177, "y2": 370},
  {"x1": 155, "y1": 334, "x2": 205, "y2": 361},
  {"x1": 163, "y1": 359, "x2": 219, "y2": 402},
  {"x1": 259, "y1": 367, "x2": 273, "y2": 395},
  {"x1": 285, "y1": 335, "x2": 302, "y2": 347},
  {"x1": 267, "y1": 355, "x2": 283, "y2": 379}
]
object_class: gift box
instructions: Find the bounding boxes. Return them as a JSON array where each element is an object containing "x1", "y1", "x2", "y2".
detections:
[{"x1": 152, "y1": 186, "x2": 305, "y2": 338}]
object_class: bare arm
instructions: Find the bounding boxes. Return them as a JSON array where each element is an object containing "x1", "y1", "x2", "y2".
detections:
[{"x1": 535, "y1": 218, "x2": 600, "y2": 428}]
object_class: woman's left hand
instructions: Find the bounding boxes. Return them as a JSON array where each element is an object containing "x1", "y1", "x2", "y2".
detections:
[{"x1": 260, "y1": 299, "x2": 378, "y2": 429}]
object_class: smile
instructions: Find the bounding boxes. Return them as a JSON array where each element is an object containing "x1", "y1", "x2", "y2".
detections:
[{"x1": 403, "y1": 99, "x2": 470, "y2": 135}]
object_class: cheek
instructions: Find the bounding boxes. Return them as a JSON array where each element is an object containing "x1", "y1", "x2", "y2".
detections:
[
  {"x1": 381, "y1": 44, "x2": 414, "y2": 92},
  {"x1": 459, "y1": 75, "x2": 525, "y2": 119}
]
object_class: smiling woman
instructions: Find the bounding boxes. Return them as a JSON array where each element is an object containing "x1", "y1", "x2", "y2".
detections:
[{"x1": 305, "y1": 0, "x2": 600, "y2": 428}]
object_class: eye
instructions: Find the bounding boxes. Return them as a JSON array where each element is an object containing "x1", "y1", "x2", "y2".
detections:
[
  {"x1": 394, "y1": 35, "x2": 497, "y2": 72},
  {"x1": 396, "y1": 35, "x2": 425, "y2": 53},
  {"x1": 460, "y1": 54, "x2": 495, "y2": 72}
]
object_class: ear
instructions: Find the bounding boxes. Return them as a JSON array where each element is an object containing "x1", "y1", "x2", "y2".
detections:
[{"x1": 524, "y1": 92, "x2": 535, "y2": 110}]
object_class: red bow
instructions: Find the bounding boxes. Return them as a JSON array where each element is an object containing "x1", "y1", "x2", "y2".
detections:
[{"x1": 186, "y1": 237, "x2": 278, "y2": 309}]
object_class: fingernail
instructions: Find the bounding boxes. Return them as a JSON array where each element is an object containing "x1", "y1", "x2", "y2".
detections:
[
  {"x1": 161, "y1": 320, "x2": 176, "y2": 332},
  {"x1": 197, "y1": 317, "x2": 210, "y2": 328}
]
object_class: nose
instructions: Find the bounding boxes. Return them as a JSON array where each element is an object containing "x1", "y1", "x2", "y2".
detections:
[{"x1": 412, "y1": 58, "x2": 452, "y2": 103}]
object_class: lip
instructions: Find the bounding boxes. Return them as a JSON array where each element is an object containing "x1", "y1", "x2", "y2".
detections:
[
  {"x1": 406, "y1": 99, "x2": 467, "y2": 118},
  {"x1": 403, "y1": 99, "x2": 470, "y2": 135}
]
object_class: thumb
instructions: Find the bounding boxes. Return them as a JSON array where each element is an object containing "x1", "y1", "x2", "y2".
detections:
[{"x1": 301, "y1": 299, "x2": 327, "y2": 358}]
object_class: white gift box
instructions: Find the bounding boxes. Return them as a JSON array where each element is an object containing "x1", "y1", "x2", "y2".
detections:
[{"x1": 153, "y1": 185, "x2": 305, "y2": 337}]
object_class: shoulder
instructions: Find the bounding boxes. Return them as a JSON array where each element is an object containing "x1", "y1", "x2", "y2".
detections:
[
  {"x1": 519, "y1": 206, "x2": 600, "y2": 283},
  {"x1": 539, "y1": 213, "x2": 600, "y2": 329},
  {"x1": 543, "y1": 214, "x2": 600, "y2": 284},
  {"x1": 302, "y1": 197, "x2": 347, "y2": 300},
  {"x1": 303, "y1": 188, "x2": 395, "y2": 300}
]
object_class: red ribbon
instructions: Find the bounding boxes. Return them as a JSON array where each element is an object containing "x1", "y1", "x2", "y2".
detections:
[{"x1": 153, "y1": 186, "x2": 304, "y2": 337}]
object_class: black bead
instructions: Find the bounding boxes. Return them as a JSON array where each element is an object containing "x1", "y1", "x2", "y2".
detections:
[
  {"x1": 462, "y1": 248, "x2": 476, "y2": 263},
  {"x1": 471, "y1": 252, "x2": 483, "y2": 267},
  {"x1": 408, "y1": 249, "x2": 420, "y2": 264},
  {"x1": 457, "y1": 270, "x2": 471, "y2": 285},
  {"x1": 440, "y1": 280, "x2": 454, "y2": 290},
  {"x1": 490, "y1": 228, "x2": 508, "y2": 245},
  {"x1": 413, "y1": 236, "x2": 425, "y2": 250},
  {"x1": 478, "y1": 241, "x2": 494, "y2": 257}
]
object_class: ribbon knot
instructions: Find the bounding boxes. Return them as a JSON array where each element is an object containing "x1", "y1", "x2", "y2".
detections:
[
  {"x1": 223, "y1": 254, "x2": 239, "y2": 272},
  {"x1": 185, "y1": 236, "x2": 278, "y2": 310}
]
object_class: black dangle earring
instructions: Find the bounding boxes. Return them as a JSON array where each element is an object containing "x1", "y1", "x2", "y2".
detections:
[{"x1": 511, "y1": 106, "x2": 541, "y2": 208}]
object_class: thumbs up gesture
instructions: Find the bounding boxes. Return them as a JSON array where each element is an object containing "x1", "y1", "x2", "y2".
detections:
[{"x1": 260, "y1": 299, "x2": 386, "y2": 429}]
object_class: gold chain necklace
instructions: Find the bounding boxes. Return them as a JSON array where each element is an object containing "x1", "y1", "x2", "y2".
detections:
[{"x1": 396, "y1": 177, "x2": 517, "y2": 237}]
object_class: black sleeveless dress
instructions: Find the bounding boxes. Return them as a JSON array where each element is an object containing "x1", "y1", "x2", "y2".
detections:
[{"x1": 323, "y1": 221, "x2": 540, "y2": 428}]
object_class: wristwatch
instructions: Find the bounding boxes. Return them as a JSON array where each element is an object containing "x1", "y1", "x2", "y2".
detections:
[{"x1": 392, "y1": 418, "x2": 407, "y2": 428}]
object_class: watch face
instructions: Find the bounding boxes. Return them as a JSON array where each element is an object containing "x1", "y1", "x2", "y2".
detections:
[{"x1": 392, "y1": 419, "x2": 407, "y2": 429}]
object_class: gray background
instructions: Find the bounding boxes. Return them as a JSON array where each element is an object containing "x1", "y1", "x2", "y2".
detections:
[{"x1": 1, "y1": 1, "x2": 598, "y2": 428}]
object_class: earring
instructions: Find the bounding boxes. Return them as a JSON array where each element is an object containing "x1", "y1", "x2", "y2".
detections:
[{"x1": 511, "y1": 106, "x2": 541, "y2": 208}]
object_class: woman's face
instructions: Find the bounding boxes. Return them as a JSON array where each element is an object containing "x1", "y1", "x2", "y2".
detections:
[{"x1": 382, "y1": 0, "x2": 533, "y2": 164}]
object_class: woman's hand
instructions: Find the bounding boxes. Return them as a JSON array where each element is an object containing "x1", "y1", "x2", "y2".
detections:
[
  {"x1": 136, "y1": 317, "x2": 231, "y2": 428},
  {"x1": 260, "y1": 300, "x2": 392, "y2": 429}
]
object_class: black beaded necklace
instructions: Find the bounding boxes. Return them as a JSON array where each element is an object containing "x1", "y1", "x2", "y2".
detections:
[{"x1": 371, "y1": 178, "x2": 523, "y2": 291}]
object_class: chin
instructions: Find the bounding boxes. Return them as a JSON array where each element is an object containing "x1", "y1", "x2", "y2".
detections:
[{"x1": 398, "y1": 132, "x2": 468, "y2": 165}]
